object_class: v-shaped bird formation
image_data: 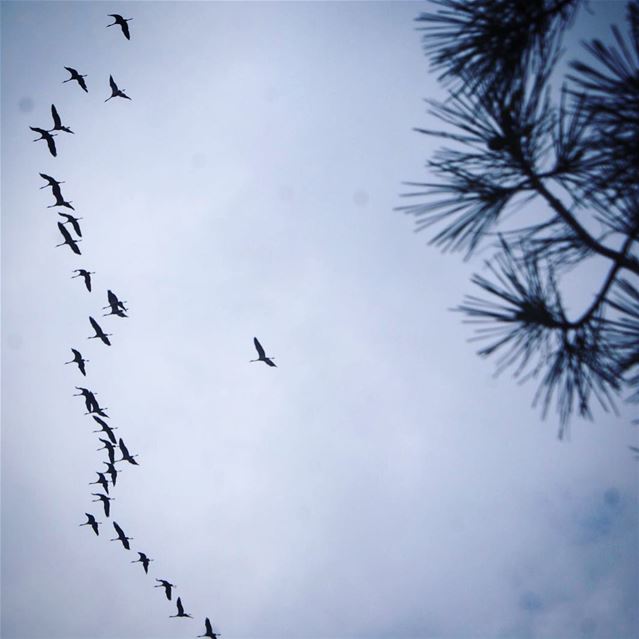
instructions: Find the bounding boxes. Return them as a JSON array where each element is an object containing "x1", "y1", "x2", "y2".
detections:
[{"x1": 33, "y1": 13, "x2": 282, "y2": 638}]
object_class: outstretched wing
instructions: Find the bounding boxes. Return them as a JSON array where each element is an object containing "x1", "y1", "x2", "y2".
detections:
[
  {"x1": 205, "y1": 618, "x2": 213, "y2": 634},
  {"x1": 89, "y1": 316, "x2": 103, "y2": 334},
  {"x1": 45, "y1": 133, "x2": 57, "y2": 157},
  {"x1": 109, "y1": 75, "x2": 118, "y2": 92},
  {"x1": 122, "y1": 21, "x2": 131, "y2": 40},
  {"x1": 51, "y1": 104, "x2": 62, "y2": 129},
  {"x1": 253, "y1": 337, "x2": 265, "y2": 359},
  {"x1": 113, "y1": 521, "x2": 125, "y2": 538},
  {"x1": 176, "y1": 597, "x2": 184, "y2": 615},
  {"x1": 77, "y1": 75, "x2": 88, "y2": 92},
  {"x1": 57, "y1": 221, "x2": 74, "y2": 244},
  {"x1": 119, "y1": 438, "x2": 130, "y2": 457}
]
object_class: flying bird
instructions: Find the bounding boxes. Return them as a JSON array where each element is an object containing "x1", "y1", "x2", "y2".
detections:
[
  {"x1": 56, "y1": 222, "x2": 81, "y2": 255},
  {"x1": 103, "y1": 289, "x2": 128, "y2": 317},
  {"x1": 103, "y1": 461, "x2": 120, "y2": 487},
  {"x1": 39, "y1": 173, "x2": 64, "y2": 189},
  {"x1": 155, "y1": 579, "x2": 176, "y2": 601},
  {"x1": 92, "y1": 416, "x2": 117, "y2": 443},
  {"x1": 31, "y1": 127, "x2": 57, "y2": 157},
  {"x1": 107, "y1": 14, "x2": 132, "y2": 40},
  {"x1": 117, "y1": 438, "x2": 139, "y2": 465},
  {"x1": 47, "y1": 185, "x2": 74, "y2": 210},
  {"x1": 110, "y1": 521, "x2": 133, "y2": 550},
  {"x1": 63, "y1": 66, "x2": 88, "y2": 92},
  {"x1": 72, "y1": 269, "x2": 94, "y2": 292},
  {"x1": 64, "y1": 348, "x2": 88, "y2": 375},
  {"x1": 198, "y1": 618, "x2": 221, "y2": 638},
  {"x1": 105, "y1": 75, "x2": 131, "y2": 102},
  {"x1": 80, "y1": 513, "x2": 101, "y2": 536},
  {"x1": 170, "y1": 597, "x2": 192, "y2": 619},
  {"x1": 250, "y1": 337, "x2": 276, "y2": 367},
  {"x1": 91, "y1": 493, "x2": 114, "y2": 518},
  {"x1": 98, "y1": 438, "x2": 117, "y2": 464},
  {"x1": 88, "y1": 316, "x2": 111, "y2": 346},
  {"x1": 89, "y1": 472, "x2": 110, "y2": 494},
  {"x1": 48, "y1": 104, "x2": 74, "y2": 134},
  {"x1": 58, "y1": 213, "x2": 83, "y2": 237},
  {"x1": 131, "y1": 552, "x2": 153, "y2": 574},
  {"x1": 74, "y1": 386, "x2": 99, "y2": 413}
]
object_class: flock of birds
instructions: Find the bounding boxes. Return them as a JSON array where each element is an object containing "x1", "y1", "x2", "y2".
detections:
[{"x1": 31, "y1": 13, "x2": 276, "y2": 638}]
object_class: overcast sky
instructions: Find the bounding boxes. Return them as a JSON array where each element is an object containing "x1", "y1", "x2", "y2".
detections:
[{"x1": 2, "y1": 2, "x2": 637, "y2": 638}]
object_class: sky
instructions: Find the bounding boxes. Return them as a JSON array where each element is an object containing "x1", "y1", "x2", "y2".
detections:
[{"x1": 1, "y1": 2, "x2": 637, "y2": 639}]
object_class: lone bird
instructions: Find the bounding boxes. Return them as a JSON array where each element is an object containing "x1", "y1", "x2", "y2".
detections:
[
  {"x1": 170, "y1": 597, "x2": 192, "y2": 619},
  {"x1": 47, "y1": 185, "x2": 74, "y2": 210},
  {"x1": 88, "y1": 316, "x2": 111, "y2": 346},
  {"x1": 91, "y1": 492, "x2": 114, "y2": 518},
  {"x1": 89, "y1": 472, "x2": 110, "y2": 494},
  {"x1": 80, "y1": 513, "x2": 101, "y2": 536},
  {"x1": 58, "y1": 212, "x2": 83, "y2": 237},
  {"x1": 92, "y1": 416, "x2": 118, "y2": 443},
  {"x1": 31, "y1": 127, "x2": 57, "y2": 157},
  {"x1": 48, "y1": 104, "x2": 74, "y2": 134},
  {"x1": 105, "y1": 75, "x2": 131, "y2": 102},
  {"x1": 103, "y1": 289, "x2": 128, "y2": 317},
  {"x1": 155, "y1": 579, "x2": 176, "y2": 601},
  {"x1": 107, "y1": 14, "x2": 132, "y2": 40},
  {"x1": 250, "y1": 337, "x2": 276, "y2": 367},
  {"x1": 72, "y1": 269, "x2": 94, "y2": 292},
  {"x1": 56, "y1": 222, "x2": 81, "y2": 255},
  {"x1": 64, "y1": 348, "x2": 88, "y2": 376},
  {"x1": 63, "y1": 66, "x2": 88, "y2": 92},
  {"x1": 198, "y1": 618, "x2": 221, "y2": 638},
  {"x1": 39, "y1": 173, "x2": 64, "y2": 189},
  {"x1": 110, "y1": 521, "x2": 133, "y2": 550},
  {"x1": 131, "y1": 552, "x2": 153, "y2": 574},
  {"x1": 117, "y1": 438, "x2": 139, "y2": 466}
]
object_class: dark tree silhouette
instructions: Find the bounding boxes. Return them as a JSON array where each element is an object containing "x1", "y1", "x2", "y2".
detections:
[{"x1": 399, "y1": 0, "x2": 639, "y2": 435}]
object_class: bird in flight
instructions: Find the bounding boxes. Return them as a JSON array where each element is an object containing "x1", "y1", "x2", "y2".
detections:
[
  {"x1": 74, "y1": 386, "x2": 100, "y2": 413},
  {"x1": 63, "y1": 67, "x2": 88, "y2": 92},
  {"x1": 39, "y1": 173, "x2": 64, "y2": 190},
  {"x1": 48, "y1": 104, "x2": 74, "y2": 134},
  {"x1": 72, "y1": 269, "x2": 94, "y2": 292},
  {"x1": 198, "y1": 618, "x2": 221, "y2": 638},
  {"x1": 105, "y1": 75, "x2": 131, "y2": 102},
  {"x1": 80, "y1": 513, "x2": 101, "y2": 536},
  {"x1": 98, "y1": 438, "x2": 117, "y2": 465},
  {"x1": 30, "y1": 127, "x2": 57, "y2": 157},
  {"x1": 92, "y1": 416, "x2": 118, "y2": 444},
  {"x1": 47, "y1": 186, "x2": 74, "y2": 210},
  {"x1": 89, "y1": 472, "x2": 111, "y2": 494},
  {"x1": 103, "y1": 461, "x2": 120, "y2": 487},
  {"x1": 170, "y1": 597, "x2": 192, "y2": 619},
  {"x1": 131, "y1": 552, "x2": 153, "y2": 574},
  {"x1": 110, "y1": 521, "x2": 133, "y2": 550},
  {"x1": 117, "y1": 438, "x2": 139, "y2": 465},
  {"x1": 250, "y1": 337, "x2": 276, "y2": 367},
  {"x1": 88, "y1": 316, "x2": 111, "y2": 346},
  {"x1": 107, "y1": 14, "x2": 132, "y2": 40},
  {"x1": 64, "y1": 348, "x2": 88, "y2": 376},
  {"x1": 103, "y1": 290, "x2": 128, "y2": 317},
  {"x1": 56, "y1": 222, "x2": 81, "y2": 255},
  {"x1": 92, "y1": 493, "x2": 114, "y2": 518},
  {"x1": 58, "y1": 212, "x2": 83, "y2": 237},
  {"x1": 155, "y1": 579, "x2": 176, "y2": 600}
]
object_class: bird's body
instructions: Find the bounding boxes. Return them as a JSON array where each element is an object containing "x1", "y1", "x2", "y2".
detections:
[
  {"x1": 170, "y1": 597, "x2": 192, "y2": 618},
  {"x1": 88, "y1": 316, "x2": 111, "y2": 346},
  {"x1": 117, "y1": 438, "x2": 139, "y2": 465},
  {"x1": 131, "y1": 552, "x2": 153, "y2": 574},
  {"x1": 89, "y1": 472, "x2": 110, "y2": 494},
  {"x1": 72, "y1": 269, "x2": 94, "y2": 291},
  {"x1": 105, "y1": 75, "x2": 131, "y2": 101},
  {"x1": 39, "y1": 173, "x2": 64, "y2": 190},
  {"x1": 107, "y1": 14, "x2": 132, "y2": 40},
  {"x1": 65, "y1": 348, "x2": 88, "y2": 375},
  {"x1": 155, "y1": 579, "x2": 176, "y2": 600},
  {"x1": 80, "y1": 513, "x2": 101, "y2": 535},
  {"x1": 250, "y1": 337, "x2": 276, "y2": 367},
  {"x1": 110, "y1": 521, "x2": 132, "y2": 550},
  {"x1": 92, "y1": 416, "x2": 117, "y2": 443},
  {"x1": 63, "y1": 67, "x2": 88, "y2": 92},
  {"x1": 56, "y1": 222, "x2": 81, "y2": 255},
  {"x1": 103, "y1": 461, "x2": 120, "y2": 487},
  {"x1": 48, "y1": 104, "x2": 74, "y2": 134},
  {"x1": 98, "y1": 438, "x2": 117, "y2": 464},
  {"x1": 74, "y1": 386, "x2": 100, "y2": 413},
  {"x1": 103, "y1": 290, "x2": 128, "y2": 317},
  {"x1": 91, "y1": 493, "x2": 114, "y2": 518},
  {"x1": 47, "y1": 183, "x2": 74, "y2": 210},
  {"x1": 58, "y1": 213, "x2": 82, "y2": 237},
  {"x1": 30, "y1": 127, "x2": 57, "y2": 156},
  {"x1": 198, "y1": 618, "x2": 221, "y2": 638}
]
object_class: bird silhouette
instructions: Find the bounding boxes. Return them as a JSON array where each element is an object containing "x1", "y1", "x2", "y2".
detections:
[
  {"x1": 63, "y1": 67, "x2": 88, "y2": 92},
  {"x1": 30, "y1": 127, "x2": 57, "y2": 157},
  {"x1": 103, "y1": 290, "x2": 128, "y2": 317},
  {"x1": 58, "y1": 213, "x2": 82, "y2": 237},
  {"x1": 74, "y1": 386, "x2": 99, "y2": 412},
  {"x1": 80, "y1": 513, "x2": 101, "y2": 536},
  {"x1": 89, "y1": 472, "x2": 110, "y2": 494},
  {"x1": 91, "y1": 492, "x2": 114, "y2": 518},
  {"x1": 47, "y1": 184, "x2": 74, "y2": 210},
  {"x1": 117, "y1": 438, "x2": 139, "y2": 465},
  {"x1": 92, "y1": 416, "x2": 118, "y2": 443},
  {"x1": 72, "y1": 269, "x2": 94, "y2": 292},
  {"x1": 48, "y1": 104, "x2": 74, "y2": 134},
  {"x1": 56, "y1": 222, "x2": 81, "y2": 255},
  {"x1": 155, "y1": 579, "x2": 176, "y2": 600},
  {"x1": 131, "y1": 552, "x2": 153, "y2": 574},
  {"x1": 88, "y1": 316, "x2": 111, "y2": 346},
  {"x1": 110, "y1": 521, "x2": 133, "y2": 550},
  {"x1": 250, "y1": 337, "x2": 276, "y2": 367},
  {"x1": 170, "y1": 597, "x2": 192, "y2": 618},
  {"x1": 105, "y1": 75, "x2": 131, "y2": 102},
  {"x1": 107, "y1": 14, "x2": 132, "y2": 40},
  {"x1": 39, "y1": 173, "x2": 64, "y2": 190},
  {"x1": 103, "y1": 461, "x2": 120, "y2": 487},
  {"x1": 98, "y1": 438, "x2": 117, "y2": 464},
  {"x1": 64, "y1": 348, "x2": 88, "y2": 375},
  {"x1": 198, "y1": 618, "x2": 221, "y2": 638}
]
